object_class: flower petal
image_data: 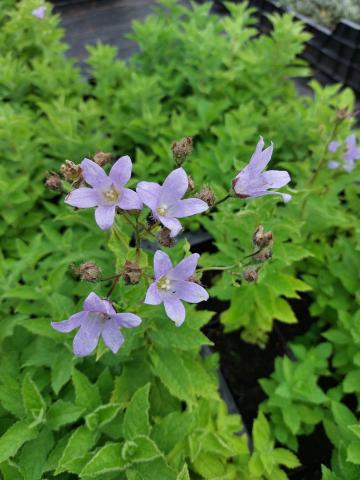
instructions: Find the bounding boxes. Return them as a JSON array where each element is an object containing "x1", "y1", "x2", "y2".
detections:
[
  {"x1": 328, "y1": 141, "x2": 341, "y2": 153},
  {"x1": 83, "y1": 292, "x2": 115, "y2": 315},
  {"x1": 247, "y1": 137, "x2": 273, "y2": 175},
  {"x1": 118, "y1": 188, "x2": 143, "y2": 210},
  {"x1": 260, "y1": 170, "x2": 291, "y2": 189},
  {"x1": 346, "y1": 134, "x2": 356, "y2": 149},
  {"x1": 81, "y1": 158, "x2": 108, "y2": 188},
  {"x1": 153, "y1": 250, "x2": 172, "y2": 279},
  {"x1": 95, "y1": 205, "x2": 116, "y2": 230},
  {"x1": 51, "y1": 311, "x2": 87, "y2": 333},
  {"x1": 159, "y1": 216, "x2": 182, "y2": 237},
  {"x1": 167, "y1": 198, "x2": 208, "y2": 218},
  {"x1": 65, "y1": 188, "x2": 98, "y2": 208},
  {"x1": 175, "y1": 281, "x2": 209, "y2": 303},
  {"x1": 328, "y1": 160, "x2": 340, "y2": 169},
  {"x1": 101, "y1": 318, "x2": 124, "y2": 353},
  {"x1": 109, "y1": 155, "x2": 132, "y2": 187},
  {"x1": 159, "y1": 168, "x2": 188, "y2": 205},
  {"x1": 163, "y1": 298, "x2": 186, "y2": 326},
  {"x1": 72, "y1": 314, "x2": 102, "y2": 357},
  {"x1": 170, "y1": 253, "x2": 199, "y2": 281},
  {"x1": 250, "y1": 190, "x2": 292, "y2": 203},
  {"x1": 136, "y1": 181, "x2": 161, "y2": 211},
  {"x1": 144, "y1": 281, "x2": 162, "y2": 304},
  {"x1": 113, "y1": 313, "x2": 142, "y2": 328}
]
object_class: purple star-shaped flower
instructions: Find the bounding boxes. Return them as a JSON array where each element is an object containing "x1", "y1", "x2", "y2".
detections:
[
  {"x1": 65, "y1": 156, "x2": 142, "y2": 230},
  {"x1": 136, "y1": 168, "x2": 208, "y2": 237},
  {"x1": 32, "y1": 5, "x2": 47, "y2": 18},
  {"x1": 328, "y1": 135, "x2": 360, "y2": 171},
  {"x1": 232, "y1": 137, "x2": 291, "y2": 203},
  {"x1": 51, "y1": 292, "x2": 141, "y2": 357},
  {"x1": 144, "y1": 250, "x2": 209, "y2": 326}
]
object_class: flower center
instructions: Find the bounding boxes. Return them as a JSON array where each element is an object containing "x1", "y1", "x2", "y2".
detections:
[
  {"x1": 157, "y1": 276, "x2": 172, "y2": 292},
  {"x1": 102, "y1": 184, "x2": 120, "y2": 204},
  {"x1": 157, "y1": 204, "x2": 168, "y2": 216}
]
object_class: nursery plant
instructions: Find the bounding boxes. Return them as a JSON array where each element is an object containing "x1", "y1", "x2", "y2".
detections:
[{"x1": 1, "y1": 0, "x2": 360, "y2": 478}]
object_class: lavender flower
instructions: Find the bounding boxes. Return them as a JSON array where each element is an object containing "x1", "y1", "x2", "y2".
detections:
[
  {"x1": 232, "y1": 137, "x2": 291, "y2": 203},
  {"x1": 136, "y1": 168, "x2": 208, "y2": 237},
  {"x1": 32, "y1": 6, "x2": 47, "y2": 18},
  {"x1": 144, "y1": 250, "x2": 208, "y2": 326},
  {"x1": 65, "y1": 156, "x2": 142, "y2": 230},
  {"x1": 51, "y1": 292, "x2": 141, "y2": 357},
  {"x1": 328, "y1": 135, "x2": 360, "y2": 171}
]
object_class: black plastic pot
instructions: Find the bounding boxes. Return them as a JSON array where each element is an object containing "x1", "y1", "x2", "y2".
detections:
[{"x1": 214, "y1": 0, "x2": 360, "y2": 95}]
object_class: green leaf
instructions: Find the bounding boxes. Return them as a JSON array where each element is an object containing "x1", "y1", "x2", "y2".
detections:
[
  {"x1": 123, "y1": 384, "x2": 151, "y2": 440},
  {"x1": 18, "y1": 428, "x2": 54, "y2": 480},
  {"x1": 72, "y1": 369, "x2": 101, "y2": 413},
  {"x1": 273, "y1": 448, "x2": 300, "y2": 468},
  {"x1": 343, "y1": 370, "x2": 360, "y2": 393},
  {"x1": 0, "y1": 421, "x2": 37, "y2": 463},
  {"x1": 56, "y1": 425, "x2": 98, "y2": 474},
  {"x1": 152, "y1": 411, "x2": 194, "y2": 454},
  {"x1": 47, "y1": 400, "x2": 85, "y2": 430},
  {"x1": 86, "y1": 403, "x2": 123, "y2": 431},
  {"x1": 252, "y1": 413, "x2": 271, "y2": 451},
  {"x1": 348, "y1": 441, "x2": 360, "y2": 465},
  {"x1": 122, "y1": 436, "x2": 162, "y2": 464},
  {"x1": 21, "y1": 373, "x2": 46, "y2": 419},
  {"x1": 176, "y1": 464, "x2": 190, "y2": 480},
  {"x1": 51, "y1": 349, "x2": 73, "y2": 394},
  {"x1": 80, "y1": 443, "x2": 127, "y2": 477}
]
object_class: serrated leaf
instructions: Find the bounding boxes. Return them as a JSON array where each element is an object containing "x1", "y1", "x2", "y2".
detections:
[
  {"x1": 80, "y1": 443, "x2": 127, "y2": 477},
  {"x1": 0, "y1": 421, "x2": 37, "y2": 463},
  {"x1": 72, "y1": 369, "x2": 101, "y2": 413},
  {"x1": 18, "y1": 428, "x2": 54, "y2": 480},
  {"x1": 56, "y1": 425, "x2": 97, "y2": 474},
  {"x1": 47, "y1": 400, "x2": 85, "y2": 430},
  {"x1": 123, "y1": 384, "x2": 150, "y2": 440}
]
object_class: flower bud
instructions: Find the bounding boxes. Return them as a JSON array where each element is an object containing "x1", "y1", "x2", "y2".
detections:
[
  {"x1": 45, "y1": 173, "x2": 62, "y2": 191},
  {"x1": 196, "y1": 186, "x2": 215, "y2": 207},
  {"x1": 253, "y1": 248, "x2": 272, "y2": 262},
  {"x1": 187, "y1": 175, "x2": 195, "y2": 193},
  {"x1": 93, "y1": 151, "x2": 112, "y2": 167},
  {"x1": 60, "y1": 160, "x2": 82, "y2": 183},
  {"x1": 123, "y1": 260, "x2": 142, "y2": 285},
  {"x1": 253, "y1": 225, "x2": 273, "y2": 249},
  {"x1": 336, "y1": 108, "x2": 350, "y2": 120},
  {"x1": 171, "y1": 136, "x2": 193, "y2": 166},
  {"x1": 158, "y1": 228, "x2": 175, "y2": 248},
  {"x1": 72, "y1": 261, "x2": 102, "y2": 282},
  {"x1": 243, "y1": 267, "x2": 258, "y2": 282}
]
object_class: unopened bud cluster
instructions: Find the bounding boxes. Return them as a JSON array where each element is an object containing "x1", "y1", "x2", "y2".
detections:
[
  {"x1": 72, "y1": 262, "x2": 102, "y2": 282},
  {"x1": 243, "y1": 225, "x2": 273, "y2": 282},
  {"x1": 60, "y1": 160, "x2": 82, "y2": 183},
  {"x1": 196, "y1": 186, "x2": 216, "y2": 207},
  {"x1": 172, "y1": 136, "x2": 193, "y2": 166},
  {"x1": 122, "y1": 261, "x2": 142, "y2": 285},
  {"x1": 45, "y1": 172, "x2": 62, "y2": 191},
  {"x1": 94, "y1": 151, "x2": 112, "y2": 167}
]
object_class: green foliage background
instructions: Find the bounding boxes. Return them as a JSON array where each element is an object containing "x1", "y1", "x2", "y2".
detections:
[{"x1": 1, "y1": 0, "x2": 360, "y2": 478}]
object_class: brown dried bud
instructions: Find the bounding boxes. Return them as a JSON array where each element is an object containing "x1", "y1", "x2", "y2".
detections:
[
  {"x1": 253, "y1": 248, "x2": 272, "y2": 262},
  {"x1": 187, "y1": 175, "x2": 195, "y2": 193},
  {"x1": 196, "y1": 186, "x2": 215, "y2": 207},
  {"x1": 158, "y1": 228, "x2": 175, "y2": 248},
  {"x1": 336, "y1": 108, "x2": 350, "y2": 120},
  {"x1": 94, "y1": 151, "x2": 112, "y2": 167},
  {"x1": 72, "y1": 262, "x2": 102, "y2": 282},
  {"x1": 253, "y1": 225, "x2": 273, "y2": 249},
  {"x1": 45, "y1": 173, "x2": 62, "y2": 191},
  {"x1": 243, "y1": 267, "x2": 258, "y2": 282},
  {"x1": 60, "y1": 160, "x2": 82, "y2": 183},
  {"x1": 171, "y1": 136, "x2": 193, "y2": 165},
  {"x1": 123, "y1": 260, "x2": 142, "y2": 285}
]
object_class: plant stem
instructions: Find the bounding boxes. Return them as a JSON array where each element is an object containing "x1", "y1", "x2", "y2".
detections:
[
  {"x1": 212, "y1": 194, "x2": 231, "y2": 208},
  {"x1": 135, "y1": 217, "x2": 141, "y2": 260},
  {"x1": 106, "y1": 276, "x2": 120, "y2": 297},
  {"x1": 197, "y1": 264, "x2": 238, "y2": 273}
]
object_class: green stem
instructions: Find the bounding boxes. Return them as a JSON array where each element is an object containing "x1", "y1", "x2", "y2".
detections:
[
  {"x1": 134, "y1": 217, "x2": 141, "y2": 260},
  {"x1": 212, "y1": 194, "x2": 231, "y2": 209},
  {"x1": 197, "y1": 264, "x2": 238, "y2": 273}
]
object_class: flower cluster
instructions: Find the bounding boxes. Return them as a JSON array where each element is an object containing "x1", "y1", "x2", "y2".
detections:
[
  {"x1": 328, "y1": 134, "x2": 360, "y2": 172},
  {"x1": 52, "y1": 137, "x2": 291, "y2": 356}
]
